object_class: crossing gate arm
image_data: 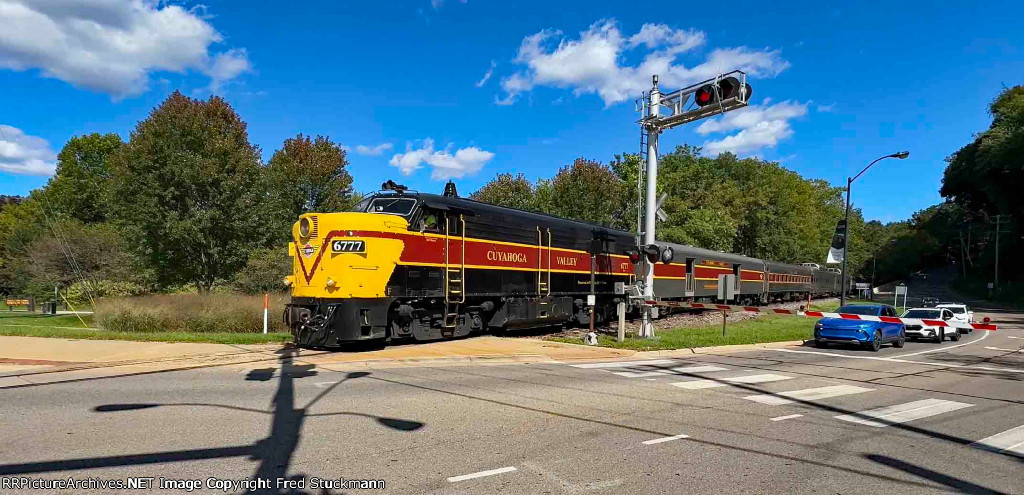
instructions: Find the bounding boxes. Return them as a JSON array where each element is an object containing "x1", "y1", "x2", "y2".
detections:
[{"x1": 644, "y1": 300, "x2": 998, "y2": 331}]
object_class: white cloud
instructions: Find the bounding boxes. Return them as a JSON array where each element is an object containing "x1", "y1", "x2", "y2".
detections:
[
  {"x1": 353, "y1": 143, "x2": 394, "y2": 156},
  {"x1": 476, "y1": 60, "x2": 496, "y2": 87},
  {"x1": 695, "y1": 100, "x2": 807, "y2": 135},
  {"x1": 389, "y1": 138, "x2": 495, "y2": 180},
  {"x1": 817, "y1": 103, "x2": 836, "y2": 112},
  {"x1": 0, "y1": 125, "x2": 56, "y2": 175},
  {"x1": 0, "y1": 0, "x2": 251, "y2": 98},
  {"x1": 498, "y1": 19, "x2": 789, "y2": 106},
  {"x1": 696, "y1": 100, "x2": 808, "y2": 156}
]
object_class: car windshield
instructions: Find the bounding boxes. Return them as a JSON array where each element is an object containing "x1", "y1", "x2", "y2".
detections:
[
  {"x1": 365, "y1": 197, "x2": 417, "y2": 217},
  {"x1": 903, "y1": 309, "x2": 941, "y2": 318},
  {"x1": 837, "y1": 305, "x2": 881, "y2": 316},
  {"x1": 942, "y1": 306, "x2": 965, "y2": 313}
]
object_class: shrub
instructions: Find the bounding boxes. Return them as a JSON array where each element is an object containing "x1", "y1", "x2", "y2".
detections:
[
  {"x1": 95, "y1": 293, "x2": 289, "y2": 334},
  {"x1": 233, "y1": 247, "x2": 291, "y2": 294},
  {"x1": 66, "y1": 280, "x2": 148, "y2": 306}
]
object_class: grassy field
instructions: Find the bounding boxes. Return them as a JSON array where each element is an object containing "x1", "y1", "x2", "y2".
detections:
[
  {"x1": 0, "y1": 312, "x2": 292, "y2": 344},
  {"x1": 549, "y1": 299, "x2": 879, "y2": 351}
]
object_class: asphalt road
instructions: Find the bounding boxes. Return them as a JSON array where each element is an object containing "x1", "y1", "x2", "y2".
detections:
[{"x1": 1, "y1": 306, "x2": 1022, "y2": 494}]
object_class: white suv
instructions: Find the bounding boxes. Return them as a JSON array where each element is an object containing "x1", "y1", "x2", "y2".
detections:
[{"x1": 936, "y1": 303, "x2": 973, "y2": 333}]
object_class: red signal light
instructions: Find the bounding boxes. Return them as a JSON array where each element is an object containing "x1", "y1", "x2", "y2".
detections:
[
  {"x1": 626, "y1": 248, "x2": 642, "y2": 264},
  {"x1": 694, "y1": 86, "x2": 714, "y2": 106},
  {"x1": 694, "y1": 77, "x2": 751, "y2": 107}
]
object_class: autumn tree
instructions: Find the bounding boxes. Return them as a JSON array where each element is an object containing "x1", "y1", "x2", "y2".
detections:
[
  {"x1": 107, "y1": 91, "x2": 265, "y2": 292},
  {"x1": 266, "y1": 134, "x2": 353, "y2": 237}
]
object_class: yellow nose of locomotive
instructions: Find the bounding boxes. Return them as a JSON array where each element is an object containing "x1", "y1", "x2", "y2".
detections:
[{"x1": 289, "y1": 212, "x2": 407, "y2": 299}]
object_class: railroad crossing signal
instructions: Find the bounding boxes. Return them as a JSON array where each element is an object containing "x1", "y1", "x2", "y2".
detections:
[
  {"x1": 634, "y1": 71, "x2": 753, "y2": 339},
  {"x1": 694, "y1": 76, "x2": 752, "y2": 108}
]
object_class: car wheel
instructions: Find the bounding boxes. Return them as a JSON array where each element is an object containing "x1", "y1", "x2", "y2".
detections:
[
  {"x1": 950, "y1": 329, "x2": 961, "y2": 342},
  {"x1": 893, "y1": 331, "x2": 906, "y2": 348},
  {"x1": 937, "y1": 328, "x2": 945, "y2": 343},
  {"x1": 869, "y1": 331, "x2": 882, "y2": 352}
]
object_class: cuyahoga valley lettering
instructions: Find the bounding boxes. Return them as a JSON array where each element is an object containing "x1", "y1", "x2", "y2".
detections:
[
  {"x1": 487, "y1": 250, "x2": 527, "y2": 263},
  {"x1": 556, "y1": 256, "x2": 578, "y2": 267}
]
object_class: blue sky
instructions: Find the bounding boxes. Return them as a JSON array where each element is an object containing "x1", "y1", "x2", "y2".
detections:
[{"x1": 2, "y1": 0, "x2": 1022, "y2": 223}]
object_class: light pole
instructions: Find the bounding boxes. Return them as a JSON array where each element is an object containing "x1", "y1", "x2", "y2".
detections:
[{"x1": 841, "y1": 151, "x2": 909, "y2": 306}]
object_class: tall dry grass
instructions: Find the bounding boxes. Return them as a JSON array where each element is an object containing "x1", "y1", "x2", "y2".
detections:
[{"x1": 95, "y1": 293, "x2": 289, "y2": 334}]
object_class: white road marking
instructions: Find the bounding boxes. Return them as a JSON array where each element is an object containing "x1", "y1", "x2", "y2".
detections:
[
  {"x1": 1008, "y1": 336, "x2": 1021, "y2": 340},
  {"x1": 671, "y1": 379, "x2": 725, "y2": 389},
  {"x1": 314, "y1": 381, "x2": 338, "y2": 388},
  {"x1": 571, "y1": 359, "x2": 677, "y2": 369},
  {"x1": 611, "y1": 365, "x2": 729, "y2": 378},
  {"x1": 972, "y1": 425, "x2": 1024, "y2": 456},
  {"x1": 642, "y1": 434, "x2": 690, "y2": 445},
  {"x1": 984, "y1": 347, "x2": 1024, "y2": 353},
  {"x1": 770, "y1": 414, "x2": 804, "y2": 422},
  {"x1": 744, "y1": 385, "x2": 874, "y2": 405},
  {"x1": 835, "y1": 399, "x2": 973, "y2": 427},
  {"x1": 723, "y1": 373, "x2": 793, "y2": 384},
  {"x1": 671, "y1": 373, "x2": 792, "y2": 390},
  {"x1": 447, "y1": 466, "x2": 517, "y2": 482},
  {"x1": 893, "y1": 329, "x2": 988, "y2": 357},
  {"x1": 771, "y1": 349, "x2": 1024, "y2": 374}
]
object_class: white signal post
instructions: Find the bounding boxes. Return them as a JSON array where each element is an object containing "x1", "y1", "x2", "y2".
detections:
[
  {"x1": 637, "y1": 72, "x2": 752, "y2": 338},
  {"x1": 263, "y1": 293, "x2": 269, "y2": 334}
]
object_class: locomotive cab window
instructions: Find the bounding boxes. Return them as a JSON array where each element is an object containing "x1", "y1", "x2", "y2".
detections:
[
  {"x1": 366, "y1": 197, "x2": 417, "y2": 217},
  {"x1": 416, "y1": 210, "x2": 441, "y2": 233}
]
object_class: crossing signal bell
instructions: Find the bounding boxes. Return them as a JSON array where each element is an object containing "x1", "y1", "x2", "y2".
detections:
[{"x1": 694, "y1": 77, "x2": 751, "y2": 107}]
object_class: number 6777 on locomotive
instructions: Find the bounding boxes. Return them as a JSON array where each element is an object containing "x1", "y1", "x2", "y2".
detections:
[{"x1": 283, "y1": 181, "x2": 842, "y2": 348}]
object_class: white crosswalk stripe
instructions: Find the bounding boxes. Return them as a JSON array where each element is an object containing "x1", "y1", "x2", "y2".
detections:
[
  {"x1": 743, "y1": 385, "x2": 875, "y2": 405},
  {"x1": 671, "y1": 373, "x2": 793, "y2": 390},
  {"x1": 570, "y1": 359, "x2": 678, "y2": 369},
  {"x1": 972, "y1": 425, "x2": 1024, "y2": 456},
  {"x1": 611, "y1": 365, "x2": 729, "y2": 378},
  {"x1": 835, "y1": 399, "x2": 973, "y2": 427}
]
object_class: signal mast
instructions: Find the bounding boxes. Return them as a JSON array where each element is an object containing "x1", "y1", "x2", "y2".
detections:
[{"x1": 634, "y1": 72, "x2": 753, "y2": 338}]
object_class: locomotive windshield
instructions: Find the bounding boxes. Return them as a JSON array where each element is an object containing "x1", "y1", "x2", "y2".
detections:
[{"x1": 363, "y1": 196, "x2": 418, "y2": 217}]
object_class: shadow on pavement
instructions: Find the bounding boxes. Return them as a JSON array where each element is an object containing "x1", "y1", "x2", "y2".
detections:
[
  {"x1": 0, "y1": 348, "x2": 423, "y2": 494},
  {"x1": 865, "y1": 454, "x2": 1009, "y2": 494}
]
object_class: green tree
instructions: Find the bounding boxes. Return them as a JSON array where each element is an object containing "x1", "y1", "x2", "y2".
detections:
[
  {"x1": 470, "y1": 173, "x2": 536, "y2": 210},
  {"x1": 45, "y1": 133, "x2": 124, "y2": 223},
  {"x1": 266, "y1": 134, "x2": 353, "y2": 234},
  {"x1": 547, "y1": 158, "x2": 629, "y2": 228},
  {"x1": 107, "y1": 91, "x2": 265, "y2": 292}
]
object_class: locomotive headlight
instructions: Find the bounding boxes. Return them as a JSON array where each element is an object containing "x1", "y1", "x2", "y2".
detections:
[
  {"x1": 299, "y1": 217, "x2": 311, "y2": 238},
  {"x1": 325, "y1": 277, "x2": 336, "y2": 288},
  {"x1": 283, "y1": 276, "x2": 294, "y2": 287}
]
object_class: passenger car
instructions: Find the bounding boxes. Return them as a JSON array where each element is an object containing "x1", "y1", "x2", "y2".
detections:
[
  {"x1": 901, "y1": 307, "x2": 959, "y2": 342},
  {"x1": 921, "y1": 297, "x2": 940, "y2": 307},
  {"x1": 813, "y1": 304, "x2": 906, "y2": 351},
  {"x1": 936, "y1": 303, "x2": 973, "y2": 332}
]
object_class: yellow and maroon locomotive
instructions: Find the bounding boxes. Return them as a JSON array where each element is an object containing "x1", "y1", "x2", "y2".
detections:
[{"x1": 283, "y1": 181, "x2": 840, "y2": 347}]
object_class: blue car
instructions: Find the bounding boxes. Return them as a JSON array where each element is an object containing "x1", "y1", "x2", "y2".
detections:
[{"x1": 813, "y1": 304, "x2": 906, "y2": 352}]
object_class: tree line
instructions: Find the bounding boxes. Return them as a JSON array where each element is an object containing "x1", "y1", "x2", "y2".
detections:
[
  {"x1": 0, "y1": 92, "x2": 354, "y2": 301},
  {"x1": 2, "y1": 85, "x2": 1020, "y2": 303}
]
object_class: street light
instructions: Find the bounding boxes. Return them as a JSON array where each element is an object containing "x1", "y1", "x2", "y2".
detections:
[{"x1": 840, "y1": 151, "x2": 909, "y2": 306}]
